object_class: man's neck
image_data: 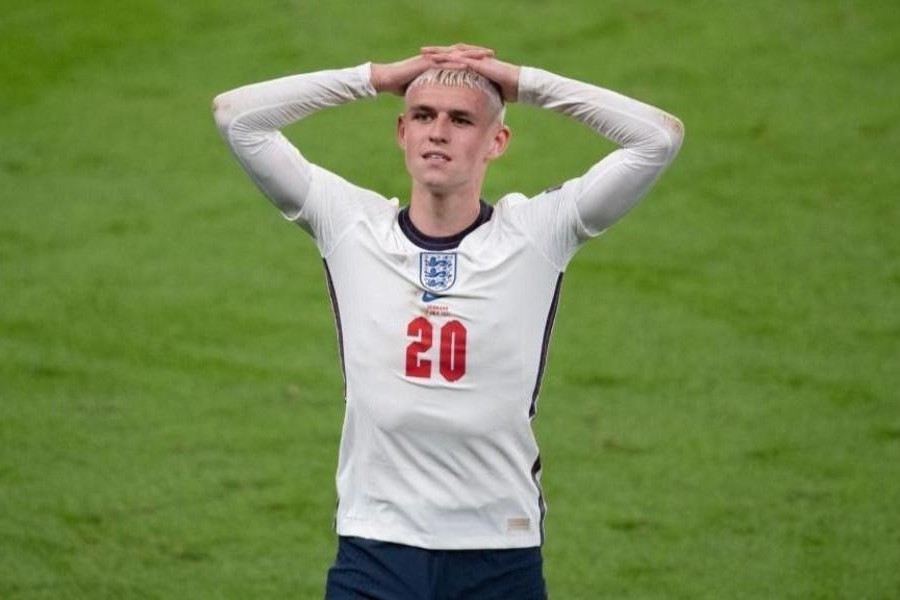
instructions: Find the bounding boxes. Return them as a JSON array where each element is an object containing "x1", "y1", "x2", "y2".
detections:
[{"x1": 407, "y1": 186, "x2": 483, "y2": 238}]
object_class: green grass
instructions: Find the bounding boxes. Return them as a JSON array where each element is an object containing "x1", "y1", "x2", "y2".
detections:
[{"x1": 2, "y1": 0, "x2": 899, "y2": 597}]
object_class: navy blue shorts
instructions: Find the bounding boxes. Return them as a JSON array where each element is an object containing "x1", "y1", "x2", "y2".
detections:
[{"x1": 325, "y1": 536, "x2": 547, "y2": 599}]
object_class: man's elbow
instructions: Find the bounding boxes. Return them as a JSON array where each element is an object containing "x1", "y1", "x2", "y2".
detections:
[
  {"x1": 662, "y1": 113, "x2": 685, "y2": 157},
  {"x1": 211, "y1": 92, "x2": 235, "y2": 133},
  {"x1": 645, "y1": 113, "x2": 684, "y2": 164}
]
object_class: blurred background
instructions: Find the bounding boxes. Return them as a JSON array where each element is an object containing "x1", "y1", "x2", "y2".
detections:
[{"x1": 2, "y1": 0, "x2": 898, "y2": 597}]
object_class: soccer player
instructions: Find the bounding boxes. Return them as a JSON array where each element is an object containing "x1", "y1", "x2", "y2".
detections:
[{"x1": 213, "y1": 43, "x2": 683, "y2": 599}]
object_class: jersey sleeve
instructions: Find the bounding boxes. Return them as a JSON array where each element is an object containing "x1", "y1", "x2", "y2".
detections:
[
  {"x1": 212, "y1": 64, "x2": 387, "y2": 255},
  {"x1": 513, "y1": 66, "x2": 684, "y2": 269}
]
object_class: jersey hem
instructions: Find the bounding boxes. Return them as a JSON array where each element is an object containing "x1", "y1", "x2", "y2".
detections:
[{"x1": 336, "y1": 523, "x2": 542, "y2": 550}]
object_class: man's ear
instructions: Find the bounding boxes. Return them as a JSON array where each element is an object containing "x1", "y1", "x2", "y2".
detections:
[
  {"x1": 397, "y1": 114, "x2": 406, "y2": 149},
  {"x1": 486, "y1": 125, "x2": 511, "y2": 161}
]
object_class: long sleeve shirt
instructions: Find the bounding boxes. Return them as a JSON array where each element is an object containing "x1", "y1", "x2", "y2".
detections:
[{"x1": 213, "y1": 64, "x2": 682, "y2": 549}]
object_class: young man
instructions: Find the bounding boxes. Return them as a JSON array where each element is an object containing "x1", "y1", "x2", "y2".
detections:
[{"x1": 213, "y1": 43, "x2": 683, "y2": 599}]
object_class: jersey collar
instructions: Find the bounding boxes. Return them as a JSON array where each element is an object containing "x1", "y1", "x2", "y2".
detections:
[{"x1": 398, "y1": 200, "x2": 494, "y2": 251}]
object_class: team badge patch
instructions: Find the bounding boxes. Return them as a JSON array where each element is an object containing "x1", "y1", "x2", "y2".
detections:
[{"x1": 420, "y1": 252, "x2": 457, "y2": 293}]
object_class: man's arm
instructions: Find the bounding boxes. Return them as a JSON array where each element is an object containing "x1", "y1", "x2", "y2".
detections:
[
  {"x1": 212, "y1": 49, "x2": 473, "y2": 220},
  {"x1": 212, "y1": 64, "x2": 376, "y2": 220},
  {"x1": 519, "y1": 67, "x2": 684, "y2": 235},
  {"x1": 457, "y1": 51, "x2": 684, "y2": 235}
]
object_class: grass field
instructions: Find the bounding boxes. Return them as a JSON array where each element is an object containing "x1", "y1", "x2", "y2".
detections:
[{"x1": 2, "y1": 0, "x2": 899, "y2": 597}]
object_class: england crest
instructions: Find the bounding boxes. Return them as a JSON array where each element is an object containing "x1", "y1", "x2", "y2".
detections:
[{"x1": 419, "y1": 252, "x2": 457, "y2": 293}]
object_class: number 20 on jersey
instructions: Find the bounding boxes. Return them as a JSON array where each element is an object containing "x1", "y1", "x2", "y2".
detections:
[{"x1": 405, "y1": 317, "x2": 467, "y2": 382}]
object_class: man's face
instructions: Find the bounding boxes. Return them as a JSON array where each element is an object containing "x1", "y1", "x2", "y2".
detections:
[{"x1": 398, "y1": 84, "x2": 509, "y2": 196}]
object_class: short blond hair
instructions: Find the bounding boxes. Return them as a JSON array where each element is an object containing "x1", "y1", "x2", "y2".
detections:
[{"x1": 406, "y1": 68, "x2": 506, "y2": 123}]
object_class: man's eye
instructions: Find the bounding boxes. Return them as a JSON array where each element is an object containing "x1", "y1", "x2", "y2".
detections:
[
  {"x1": 452, "y1": 117, "x2": 471, "y2": 125},
  {"x1": 413, "y1": 113, "x2": 431, "y2": 121}
]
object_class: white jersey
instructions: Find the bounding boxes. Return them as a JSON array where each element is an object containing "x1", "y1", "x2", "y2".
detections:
[{"x1": 214, "y1": 63, "x2": 682, "y2": 549}]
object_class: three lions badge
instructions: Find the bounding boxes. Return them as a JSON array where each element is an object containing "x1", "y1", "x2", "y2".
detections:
[{"x1": 420, "y1": 252, "x2": 457, "y2": 301}]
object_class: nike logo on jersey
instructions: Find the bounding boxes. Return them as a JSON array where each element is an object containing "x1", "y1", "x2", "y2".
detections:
[{"x1": 422, "y1": 291, "x2": 445, "y2": 303}]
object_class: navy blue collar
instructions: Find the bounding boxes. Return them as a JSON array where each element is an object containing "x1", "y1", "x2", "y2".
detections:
[{"x1": 398, "y1": 200, "x2": 494, "y2": 250}]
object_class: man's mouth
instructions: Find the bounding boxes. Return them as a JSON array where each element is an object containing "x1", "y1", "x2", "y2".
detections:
[{"x1": 422, "y1": 151, "x2": 451, "y2": 162}]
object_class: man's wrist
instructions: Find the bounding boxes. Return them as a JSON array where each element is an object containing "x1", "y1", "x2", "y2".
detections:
[
  {"x1": 369, "y1": 63, "x2": 385, "y2": 93},
  {"x1": 515, "y1": 66, "x2": 542, "y2": 106}
]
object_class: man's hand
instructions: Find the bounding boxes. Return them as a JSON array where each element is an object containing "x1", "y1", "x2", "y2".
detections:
[
  {"x1": 372, "y1": 44, "x2": 520, "y2": 103},
  {"x1": 370, "y1": 54, "x2": 438, "y2": 96},
  {"x1": 423, "y1": 44, "x2": 521, "y2": 103}
]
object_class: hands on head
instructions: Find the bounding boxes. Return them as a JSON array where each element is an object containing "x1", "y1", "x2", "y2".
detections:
[{"x1": 371, "y1": 43, "x2": 520, "y2": 102}]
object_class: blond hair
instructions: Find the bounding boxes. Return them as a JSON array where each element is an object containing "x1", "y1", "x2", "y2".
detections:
[{"x1": 406, "y1": 69, "x2": 506, "y2": 123}]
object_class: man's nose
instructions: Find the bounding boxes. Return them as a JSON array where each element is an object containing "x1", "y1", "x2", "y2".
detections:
[{"x1": 428, "y1": 115, "x2": 450, "y2": 143}]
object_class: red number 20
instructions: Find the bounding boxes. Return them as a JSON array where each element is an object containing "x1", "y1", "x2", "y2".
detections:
[{"x1": 405, "y1": 317, "x2": 467, "y2": 382}]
